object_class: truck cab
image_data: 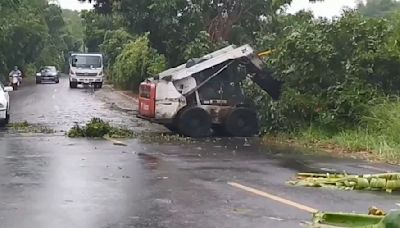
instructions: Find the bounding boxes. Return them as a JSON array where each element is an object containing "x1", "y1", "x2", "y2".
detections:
[{"x1": 69, "y1": 53, "x2": 104, "y2": 88}]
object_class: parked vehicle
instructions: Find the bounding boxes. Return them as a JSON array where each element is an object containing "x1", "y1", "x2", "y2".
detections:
[
  {"x1": 68, "y1": 53, "x2": 104, "y2": 89},
  {"x1": 137, "y1": 44, "x2": 282, "y2": 137},
  {"x1": 36, "y1": 66, "x2": 60, "y2": 84},
  {"x1": 0, "y1": 82, "x2": 13, "y2": 127}
]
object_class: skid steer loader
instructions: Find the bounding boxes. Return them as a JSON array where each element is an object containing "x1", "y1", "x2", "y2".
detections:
[{"x1": 137, "y1": 44, "x2": 282, "y2": 137}]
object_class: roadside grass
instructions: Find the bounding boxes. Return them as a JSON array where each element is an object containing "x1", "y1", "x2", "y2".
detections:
[{"x1": 264, "y1": 101, "x2": 400, "y2": 163}]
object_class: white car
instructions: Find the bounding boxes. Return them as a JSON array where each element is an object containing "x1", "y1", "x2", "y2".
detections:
[{"x1": 0, "y1": 82, "x2": 13, "y2": 127}]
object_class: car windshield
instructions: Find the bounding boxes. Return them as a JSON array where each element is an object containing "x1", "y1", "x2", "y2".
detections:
[
  {"x1": 42, "y1": 66, "x2": 56, "y2": 73},
  {"x1": 71, "y1": 55, "x2": 102, "y2": 69}
]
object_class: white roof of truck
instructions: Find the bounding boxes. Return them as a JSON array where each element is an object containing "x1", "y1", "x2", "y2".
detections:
[
  {"x1": 159, "y1": 44, "x2": 258, "y2": 82},
  {"x1": 71, "y1": 53, "x2": 103, "y2": 57}
]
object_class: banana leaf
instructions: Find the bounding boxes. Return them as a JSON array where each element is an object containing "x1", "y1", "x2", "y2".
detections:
[
  {"x1": 288, "y1": 172, "x2": 400, "y2": 192},
  {"x1": 311, "y1": 211, "x2": 400, "y2": 228}
]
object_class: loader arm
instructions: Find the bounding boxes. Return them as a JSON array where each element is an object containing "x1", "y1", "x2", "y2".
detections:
[
  {"x1": 245, "y1": 53, "x2": 283, "y2": 100},
  {"x1": 183, "y1": 55, "x2": 282, "y2": 100},
  {"x1": 251, "y1": 69, "x2": 282, "y2": 100}
]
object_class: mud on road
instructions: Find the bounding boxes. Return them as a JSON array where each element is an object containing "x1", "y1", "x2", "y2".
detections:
[{"x1": 0, "y1": 76, "x2": 400, "y2": 228}]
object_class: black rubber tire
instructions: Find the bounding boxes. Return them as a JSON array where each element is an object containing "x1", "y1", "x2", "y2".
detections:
[
  {"x1": 55, "y1": 78, "x2": 59, "y2": 84},
  {"x1": 5, "y1": 112, "x2": 10, "y2": 124},
  {"x1": 212, "y1": 125, "x2": 228, "y2": 136},
  {"x1": 36, "y1": 78, "x2": 41, "y2": 84},
  {"x1": 224, "y1": 107, "x2": 259, "y2": 137},
  {"x1": 98, "y1": 82, "x2": 103, "y2": 88},
  {"x1": 70, "y1": 81, "x2": 77, "y2": 88},
  {"x1": 177, "y1": 106, "x2": 212, "y2": 138},
  {"x1": 0, "y1": 112, "x2": 9, "y2": 127},
  {"x1": 164, "y1": 123, "x2": 177, "y2": 132}
]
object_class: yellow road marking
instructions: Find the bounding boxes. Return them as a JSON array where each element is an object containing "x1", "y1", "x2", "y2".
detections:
[{"x1": 228, "y1": 182, "x2": 318, "y2": 213}]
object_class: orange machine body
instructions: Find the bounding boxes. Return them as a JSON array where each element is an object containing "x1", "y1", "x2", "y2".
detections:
[{"x1": 138, "y1": 82, "x2": 156, "y2": 118}]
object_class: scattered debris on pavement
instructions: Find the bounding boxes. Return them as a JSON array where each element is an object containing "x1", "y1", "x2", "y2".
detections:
[
  {"x1": 139, "y1": 132, "x2": 192, "y2": 144},
  {"x1": 311, "y1": 210, "x2": 400, "y2": 228},
  {"x1": 288, "y1": 172, "x2": 400, "y2": 193},
  {"x1": 8, "y1": 121, "x2": 55, "y2": 134}
]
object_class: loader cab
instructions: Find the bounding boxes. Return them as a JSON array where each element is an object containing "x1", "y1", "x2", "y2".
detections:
[{"x1": 195, "y1": 62, "x2": 247, "y2": 107}]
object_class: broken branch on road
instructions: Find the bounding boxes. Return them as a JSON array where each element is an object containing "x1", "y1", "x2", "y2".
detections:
[
  {"x1": 67, "y1": 118, "x2": 192, "y2": 144},
  {"x1": 311, "y1": 210, "x2": 400, "y2": 228},
  {"x1": 67, "y1": 118, "x2": 136, "y2": 139},
  {"x1": 288, "y1": 172, "x2": 400, "y2": 193}
]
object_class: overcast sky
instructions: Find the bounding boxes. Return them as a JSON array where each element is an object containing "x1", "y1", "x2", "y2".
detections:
[
  {"x1": 59, "y1": 0, "x2": 359, "y2": 17},
  {"x1": 58, "y1": 0, "x2": 93, "y2": 11},
  {"x1": 288, "y1": 0, "x2": 358, "y2": 17}
]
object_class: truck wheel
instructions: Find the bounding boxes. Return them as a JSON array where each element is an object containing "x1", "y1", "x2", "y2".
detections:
[
  {"x1": 177, "y1": 107, "x2": 212, "y2": 138},
  {"x1": 36, "y1": 78, "x2": 41, "y2": 84},
  {"x1": 225, "y1": 108, "x2": 259, "y2": 137},
  {"x1": 94, "y1": 82, "x2": 103, "y2": 89},
  {"x1": 70, "y1": 81, "x2": 77, "y2": 88}
]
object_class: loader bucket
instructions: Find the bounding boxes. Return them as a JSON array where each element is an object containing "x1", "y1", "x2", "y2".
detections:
[{"x1": 252, "y1": 70, "x2": 283, "y2": 100}]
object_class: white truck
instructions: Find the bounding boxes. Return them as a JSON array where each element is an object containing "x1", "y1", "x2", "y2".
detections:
[
  {"x1": 69, "y1": 53, "x2": 104, "y2": 88},
  {"x1": 137, "y1": 44, "x2": 282, "y2": 137}
]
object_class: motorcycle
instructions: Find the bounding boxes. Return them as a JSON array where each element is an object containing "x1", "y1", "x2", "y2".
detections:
[{"x1": 9, "y1": 73, "x2": 21, "y2": 90}]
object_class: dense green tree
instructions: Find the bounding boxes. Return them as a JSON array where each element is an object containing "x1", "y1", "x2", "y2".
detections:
[
  {"x1": 0, "y1": 0, "x2": 48, "y2": 76},
  {"x1": 0, "y1": 0, "x2": 83, "y2": 81},
  {"x1": 81, "y1": 10, "x2": 115, "y2": 52},
  {"x1": 62, "y1": 9, "x2": 85, "y2": 41},
  {"x1": 100, "y1": 29, "x2": 133, "y2": 67},
  {"x1": 250, "y1": 11, "x2": 400, "y2": 133},
  {"x1": 111, "y1": 34, "x2": 166, "y2": 90}
]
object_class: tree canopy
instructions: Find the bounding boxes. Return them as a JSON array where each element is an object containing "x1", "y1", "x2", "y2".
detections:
[
  {"x1": 78, "y1": 0, "x2": 320, "y2": 65},
  {"x1": 0, "y1": 0, "x2": 84, "y2": 81}
]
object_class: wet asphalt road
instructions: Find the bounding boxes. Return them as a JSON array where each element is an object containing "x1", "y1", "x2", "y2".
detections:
[{"x1": 1, "y1": 77, "x2": 400, "y2": 228}]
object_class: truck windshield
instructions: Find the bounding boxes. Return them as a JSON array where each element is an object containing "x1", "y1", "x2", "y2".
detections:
[{"x1": 71, "y1": 55, "x2": 102, "y2": 68}]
